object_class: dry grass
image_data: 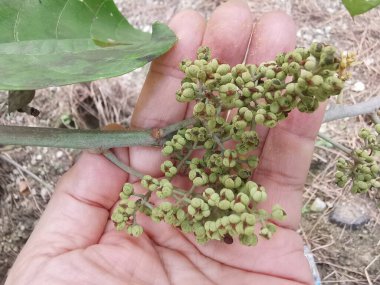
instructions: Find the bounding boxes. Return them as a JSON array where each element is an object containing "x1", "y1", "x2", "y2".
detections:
[
  {"x1": 1, "y1": 0, "x2": 379, "y2": 284},
  {"x1": 291, "y1": 2, "x2": 380, "y2": 284}
]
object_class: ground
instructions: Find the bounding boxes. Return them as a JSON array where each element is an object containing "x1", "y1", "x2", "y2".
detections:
[{"x1": 0, "y1": 0, "x2": 379, "y2": 284}]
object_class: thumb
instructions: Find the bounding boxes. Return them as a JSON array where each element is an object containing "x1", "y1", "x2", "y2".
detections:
[{"x1": 18, "y1": 150, "x2": 128, "y2": 257}]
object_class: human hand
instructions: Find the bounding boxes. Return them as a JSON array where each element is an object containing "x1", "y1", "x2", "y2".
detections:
[{"x1": 6, "y1": 1, "x2": 323, "y2": 284}]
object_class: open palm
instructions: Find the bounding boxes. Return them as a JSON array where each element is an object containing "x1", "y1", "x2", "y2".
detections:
[{"x1": 6, "y1": 1, "x2": 324, "y2": 284}]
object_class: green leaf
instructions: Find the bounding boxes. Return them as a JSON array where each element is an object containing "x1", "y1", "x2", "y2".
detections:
[
  {"x1": 342, "y1": 0, "x2": 380, "y2": 16},
  {"x1": 0, "y1": 0, "x2": 177, "y2": 90},
  {"x1": 8, "y1": 90, "x2": 35, "y2": 112}
]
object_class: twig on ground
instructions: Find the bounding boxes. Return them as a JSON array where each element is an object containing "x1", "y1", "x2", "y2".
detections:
[
  {"x1": 365, "y1": 255, "x2": 379, "y2": 285},
  {"x1": 0, "y1": 154, "x2": 53, "y2": 192},
  {"x1": 0, "y1": 153, "x2": 50, "y2": 213},
  {"x1": 317, "y1": 133, "x2": 353, "y2": 155}
]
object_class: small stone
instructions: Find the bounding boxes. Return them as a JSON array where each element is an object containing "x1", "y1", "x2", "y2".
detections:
[
  {"x1": 56, "y1": 151, "x2": 64, "y2": 158},
  {"x1": 310, "y1": 198, "x2": 327, "y2": 212},
  {"x1": 363, "y1": 57, "x2": 374, "y2": 66},
  {"x1": 40, "y1": 188, "x2": 51, "y2": 202},
  {"x1": 351, "y1": 81, "x2": 365, "y2": 92},
  {"x1": 329, "y1": 197, "x2": 372, "y2": 230},
  {"x1": 36, "y1": 154, "x2": 43, "y2": 161},
  {"x1": 303, "y1": 34, "x2": 312, "y2": 42},
  {"x1": 18, "y1": 180, "x2": 30, "y2": 195},
  {"x1": 315, "y1": 28, "x2": 324, "y2": 34}
]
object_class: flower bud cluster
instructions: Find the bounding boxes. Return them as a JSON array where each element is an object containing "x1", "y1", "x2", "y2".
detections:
[
  {"x1": 111, "y1": 183, "x2": 146, "y2": 235},
  {"x1": 335, "y1": 124, "x2": 380, "y2": 193},
  {"x1": 113, "y1": 43, "x2": 351, "y2": 246}
]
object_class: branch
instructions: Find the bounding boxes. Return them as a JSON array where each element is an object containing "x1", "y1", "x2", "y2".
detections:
[
  {"x1": 103, "y1": 150, "x2": 145, "y2": 179},
  {"x1": 0, "y1": 118, "x2": 196, "y2": 149},
  {"x1": 323, "y1": 96, "x2": 380, "y2": 123}
]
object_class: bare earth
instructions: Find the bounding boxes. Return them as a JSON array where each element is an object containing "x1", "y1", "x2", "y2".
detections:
[{"x1": 0, "y1": 0, "x2": 379, "y2": 284}]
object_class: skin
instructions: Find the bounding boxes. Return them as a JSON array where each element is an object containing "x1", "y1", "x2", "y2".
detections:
[{"x1": 6, "y1": 1, "x2": 325, "y2": 284}]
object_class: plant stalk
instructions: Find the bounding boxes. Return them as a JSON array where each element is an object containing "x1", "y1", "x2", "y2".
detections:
[
  {"x1": 0, "y1": 118, "x2": 197, "y2": 149},
  {"x1": 103, "y1": 150, "x2": 145, "y2": 179}
]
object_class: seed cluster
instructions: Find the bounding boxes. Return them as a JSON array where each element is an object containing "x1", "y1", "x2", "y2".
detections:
[
  {"x1": 112, "y1": 43, "x2": 352, "y2": 246},
  {"x1": 336, "y1": 124, "x2": 380, "y2": 193}
]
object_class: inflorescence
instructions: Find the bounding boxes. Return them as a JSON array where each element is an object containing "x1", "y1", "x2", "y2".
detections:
[
  {"x1": 112, "y1": 43, "x2": 353, "y2": 246},
  {"x1": 336, "y1": 124, "x2": 380, "y2": 193}
]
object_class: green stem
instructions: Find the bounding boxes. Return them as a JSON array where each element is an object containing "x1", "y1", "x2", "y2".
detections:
[
  {"x1": 174, "y1": 185, "x2": 196, "y2": 207},
  {"x1": 177, "y1": 142, "x2": 197, "y2": 171},
  {"x1": 173, "y1": 188, "x2": 187, "y2": 196},
  {"x1": 0, "y1": 125, "x2": 156, "y2": 149},
  {"x1": 0, "y1": 118, "x2": 197, "y2": 149},
  {"x1": 182, "y1": 197, "x2": 192, "y2": 204},
  {"x1": 103, "y1": 150, "x2": 145, "y2": 179},
  {"x1": 140, "y1": 200, "x2": 154, "y2": 210},
  {"x1": 213, "y1": 134, "x2": 225, "y2": 151},
  {"x1": 200, "y1": 119, "x2": 225, "y2": 151},
  {"x1": 317, "y1": 133, "x2": 353, "y2": 155},
  {"x1": 161, "y1": 117, "x2": 198, "y2": 137}
]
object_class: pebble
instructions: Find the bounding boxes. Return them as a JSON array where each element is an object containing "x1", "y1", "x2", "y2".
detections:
[
  {"x1": 18, "y1": 180, "x2": 30, "y2": 196},
  {"x1": 351, "y1": 81, "x2": 365, "y2": 92},
  {"x1": 310, "y1": 198, "x2": 327, "y2": 212},
  {"x1": 329, "y1": 197, "x2": 371, "y2": 230},
  {"x1": 40, "y1": 188, "x2": 51, "y2": 202},
  {"x1": 56, "y1": 151, "x2": 64, "y2": 159},
  {"x1": 364, "y1": 57, "x2": 374, "y2": 66}
]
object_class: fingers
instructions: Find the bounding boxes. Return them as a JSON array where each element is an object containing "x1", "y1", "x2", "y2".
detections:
[
  {"x1": 18, "y1": 151, "x2": 129, "y2": 256},
  {"x1": 130, "y1": 0, "x2": 254, "y2": 178},
  {"x1": 203, "y1": 0, "x2": 253, "y2": 65},
  {"x1": 247, "y1": 11, "x2": 297, "y2": 155},
  {"x1": 128, "y1": 10, "x2": 207, "y2": 178},
  {"x1": 131, "y1": 10, "x2": 207, "y2": 129},
  {"x1": 254, "y1": 105, "x2": 326, "y2": 230},
  {"x1": 248, "y1": 11, "x2": 297, "y2": 64},
  {"x1": 244, "y1": 12, "x2": 325, "y2": 230},
  {"x1": 185, "y1": 0, "x2": 253, "y2": 118}
]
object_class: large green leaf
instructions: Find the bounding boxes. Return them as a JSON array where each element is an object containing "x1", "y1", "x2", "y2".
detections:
[
  {"x1": 342, "y1": 0, "x2": 380, "y2": 16},
  {"x1": 0, "y1": 0, "x2": 177, "y2": 90}
]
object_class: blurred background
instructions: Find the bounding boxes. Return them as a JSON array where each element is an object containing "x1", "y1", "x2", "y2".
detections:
[{"x1": 0, "y1": 0, "x2": 379, "y2": 284}]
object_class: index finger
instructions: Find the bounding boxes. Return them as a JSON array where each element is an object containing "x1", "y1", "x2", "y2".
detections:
[{"x1": 128, "y1": 10, "x2": 207, "y2": 178}]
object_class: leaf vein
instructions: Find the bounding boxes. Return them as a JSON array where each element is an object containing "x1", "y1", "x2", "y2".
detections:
[
  {"x1": 80, "y1": 0, "x2": 95, "y2": 15},
  {"x1": 55, "y1": 0, "x2": 71, "y2": 39},
  {"x1": 13, "y1": 10, "x2": 21, "y2": 42},
  {"x1": 90, "y1": 0, "x2": 108, "y2": 37}
]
